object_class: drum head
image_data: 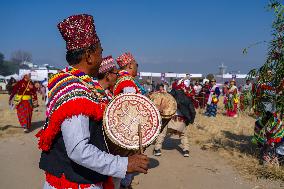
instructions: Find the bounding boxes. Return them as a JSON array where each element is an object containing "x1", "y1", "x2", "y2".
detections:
[
  {"x1": 149, "y1": 92, "x2": 177, "y2": 118},
  {"x1": 104, "y1": 93, "x2": 161, "y2": 150}
]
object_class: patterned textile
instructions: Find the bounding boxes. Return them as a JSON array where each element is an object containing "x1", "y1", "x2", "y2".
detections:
[
  {"x1": 225, "y1": 86, "x2": 238, "y2": 117},
  {"x1": 204, "y1": 85, "x2": 220, "y2": 117},
  {"x1": 57, "y1": 14, "x2": 99, "y2": 51},
  {"x1": 205, "y1": 104, "x2": 218, "y2": 117},
  {"x1": 99, "y1": 56, "x2": 116, "y2": 74},
  {"x1": 9, "y1": 79, "x2": 37, "y2": 102},
  {"x1": 93, "y1": 79, "x2": 113, "y2": 103},
  {"x1": 17, "y1": 100, "x2": 33, "y2": 129},
  {"x1": 252, "y1": 115, "x2": 284, "y2": 146},
  {"x1": 113, "y1": 70, "x2": 143, "y2": 96},
  {"x1": 199, "y1": 84, "x2": 210, "y2": 108},
  {"x1": 45, "y1": 172, "x2": 115, "y2": 189},
  {"x1": 36, "y1": 67, "x2": 105, "y2": 151},
  {"x1": 240, "y1": 90, "x2": 252, "y2": 111},
  {"x1": 116, "y1": 52, "x2": 135, "y2": 68},
  {"x1": 254, "y1": 81, "x2": 277, "y2": 115}
]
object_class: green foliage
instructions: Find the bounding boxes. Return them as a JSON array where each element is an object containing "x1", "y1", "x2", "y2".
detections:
[
  {"x1": 0, "y1": 52, "x2": 4, "y2": 65},
  {"x1": 246, "y1": 1, "x2": 284, "y2": 114},
  {"x1": 206, "y1": 73, "x2": 215, "y2": 81},
  {"x1": 0, "y1": 61, "x2": 19, "y2": 76}
]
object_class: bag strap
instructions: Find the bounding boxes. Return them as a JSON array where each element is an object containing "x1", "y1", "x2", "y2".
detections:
[{"x1": 18, "y1": 80, "x2": 31, "y2": 101}]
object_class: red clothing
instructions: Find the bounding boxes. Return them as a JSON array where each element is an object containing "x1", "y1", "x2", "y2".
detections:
[
  {"x1": 199, "y1": 85, "x2": 210, "y2": 108},
  {"x1": 10, "y1": 79, "x2": 37, "y2": 129},
  {"x1": 113, "y1": 70, "x2": 140, "y2": 96},
  {"x1": 185, "y1": 86, "x2": 198, "y2": 109},
  {"x1": 226, "y1": 87, "x2": 238, "y2": 117},
  {"x1": 9, "y1": 79, "x2": 37, "y2": 102},
  {"x1": 45, "y1": 172, "x2": 114, "y2": 189},
  {"x1": 172, "y1": 81, "x2": 178, "y2": 90},
  {"x1": 17, "y1": 100, "x2": 33, "y2": 129}
]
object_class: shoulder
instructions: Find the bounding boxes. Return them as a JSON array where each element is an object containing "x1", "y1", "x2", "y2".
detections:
[
  {"x1": 48, "y1": 72, "x2": 87, "y2": 92},
  {"x1": 113, "y1": 76, "x2": 138, "y2": 95}
]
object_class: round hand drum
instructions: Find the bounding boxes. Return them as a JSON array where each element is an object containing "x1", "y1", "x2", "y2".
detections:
[
  {"x1": 103, "y1": 93, "x2": 161, "y2": 156},
  {"x1": 149, "y1": 92, "x2": 177, "y2": 130}
]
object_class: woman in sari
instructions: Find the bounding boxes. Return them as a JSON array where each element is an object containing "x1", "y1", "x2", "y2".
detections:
[
  {"x1": 225, "y1": 80, "x2": 238, "y2": 117},
  {"x1": 9, "y1": 73, "x2": 38, "y2": 133}
]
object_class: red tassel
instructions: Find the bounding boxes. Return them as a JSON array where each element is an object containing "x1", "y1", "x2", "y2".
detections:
[
  {"x1": 103, "y1": 176, "x2": 114, "y2": 189},
  {"x1": 114, "y1": 80, "x2": 139, "y2": 96}
]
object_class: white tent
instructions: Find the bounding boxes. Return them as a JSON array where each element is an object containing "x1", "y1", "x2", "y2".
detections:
[{"x1": 5, "y1": 74, "x2": 19, "y2": 80}]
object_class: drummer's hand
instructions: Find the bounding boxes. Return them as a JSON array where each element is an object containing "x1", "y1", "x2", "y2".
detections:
[{"x1": 127, "y1": 153, "x2": 149, "y2": 174}]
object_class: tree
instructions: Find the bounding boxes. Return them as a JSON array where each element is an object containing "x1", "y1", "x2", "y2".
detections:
[
  {"x1": 0, "y1": 52, "x2": 4, "y2": 65},
  {"x1": 10, "y1": 50, "x2": 32, "y2": 65},
  {"x1": 246, "y1": 0, "x2": 284, "y2": 114},
  {"x1": 206, "y1": 73, "x2": 215, "y2": 81}
]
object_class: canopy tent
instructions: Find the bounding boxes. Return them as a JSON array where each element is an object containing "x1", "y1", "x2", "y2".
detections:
[{"x1": 5, "y1": 74, "x2": 19, "y2": 80}]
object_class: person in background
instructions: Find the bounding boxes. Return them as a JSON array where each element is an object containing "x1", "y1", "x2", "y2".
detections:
[
  {"x1": 34, "y1": 81, "x2": 42, "y2": 95},
  {"x1": 240, "y1": 79, "x2": 253, "y2": 112},
  {"x1": 158, "y1": 84, "x2": 166, "y2": 93},
  {"x1": 41, "y1": 78, "x2": 48, "y2": 105},
  {"x1": 143, "y1": 79, "x2": 153, "y2": 93},
  {"x1": 113, "y1": 52, "x2": 148, "y2": 188},
  {"x1": 171, "y1": 79, "x2": 178, "y2": 90},
  {"x1": 225, "y1": 80, "x2": 239, "y2": 117},
  {"x1": 222, "y1": 81, "x2": 229, "y2": 96},
  {"x1": 113, "y1": 52, "x2": 147, "y2": 96},
  {"x1": 151, "y1": 81, "x2": 156, "y2": 92},
  {"x1": 96, "y1": 55, "x2": 119, "y2": 103},
  {"x1": 200, "y1": 81, "x2": 210, "y2": 109},
  {"x1": 9, "y1": 73, "x2": 38, "y2": 133},
  {"x1": 6, "y1": 77, "x2": 17, "y2": 95},
  {"x1": 194, "y1": 81, "x2": 202, "y2": 109},
  {"x1": 163, "y1": 81, "x2": 169, "y2": 92},
  {"x1": 204, "y1": 79, "x2": 220, "y2": 117},
  {"x1": 154, "y1": 79, "x2": 196, "y2": 157}
]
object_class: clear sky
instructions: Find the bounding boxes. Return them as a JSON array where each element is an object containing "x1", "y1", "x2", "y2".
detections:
[{"x1": 0, "y1": 0, "x2": 275, "y2": 74}]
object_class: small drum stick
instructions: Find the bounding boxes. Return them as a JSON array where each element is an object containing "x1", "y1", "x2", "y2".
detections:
[{"x1": 138, "y1": 123, "x2": 143, "y2": 154}]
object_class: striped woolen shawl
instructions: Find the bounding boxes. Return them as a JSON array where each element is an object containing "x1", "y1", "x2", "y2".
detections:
[{"x1": 36, "y1": 67, "x2": 105, "y2": 151}]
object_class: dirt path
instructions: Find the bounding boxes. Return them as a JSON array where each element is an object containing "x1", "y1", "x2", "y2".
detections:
[
  {"x1": 0, "y1": 131, "x2": 281, "y2": 189},
  {"x1": 0, "y1": 94, "x2": 283, "y2": 189}
]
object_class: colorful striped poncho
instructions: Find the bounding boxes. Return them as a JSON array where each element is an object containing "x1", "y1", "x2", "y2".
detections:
[
  {"x1": 113, "y1": 70, "x2": 146, "y2": 96},
  {"x1": 252, "y1": 114, "x2": 284, "y2": 146},
  {"x1": 36, "y1": 67, "x2": 105, "y2": 151}
]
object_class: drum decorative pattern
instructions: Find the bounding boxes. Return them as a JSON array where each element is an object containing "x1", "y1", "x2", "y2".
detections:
[
  {"x1": 149, "y1": 92, "x2": 177, "y2": 118},
  {"x1": 104, "y1": 94, "x2": 161, "y2": 150}
]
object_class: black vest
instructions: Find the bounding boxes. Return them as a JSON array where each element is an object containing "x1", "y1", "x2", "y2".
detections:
[{"x1": 39, "y1": 119, "x2": 108, "y2": 184}]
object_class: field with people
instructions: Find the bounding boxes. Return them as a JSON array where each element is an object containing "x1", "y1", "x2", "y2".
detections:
[{"x1": 0, "y1": 94, "x2": 283, "y2": 189}]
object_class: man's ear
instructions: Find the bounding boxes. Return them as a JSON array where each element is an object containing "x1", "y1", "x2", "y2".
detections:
[
  {"x1": 85, "y1": 49, "x2": 93, "y2": 65},
  {"x1": 128, "y1": 63, "x2": 133, "y2": 70}
]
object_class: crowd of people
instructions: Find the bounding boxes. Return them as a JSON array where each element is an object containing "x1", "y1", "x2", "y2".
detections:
[{"x1": 5, "y1": 13, "x2": 284, "y2": 189}]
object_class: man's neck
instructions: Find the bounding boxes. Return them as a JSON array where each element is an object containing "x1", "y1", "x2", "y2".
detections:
[
  {"x1": 73, "y1": 64, "x2": 89, "y2": 74},
  {"x1": 124, "y1": 69, "x2": 135, "y2": 77},
  {"x1": 72, "y1": 63, "x2": 99, "y2": 77}
]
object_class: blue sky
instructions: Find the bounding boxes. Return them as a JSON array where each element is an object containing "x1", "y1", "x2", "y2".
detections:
[{"x1": 0, "y1": 0, "x2": 275, "y2": 74}]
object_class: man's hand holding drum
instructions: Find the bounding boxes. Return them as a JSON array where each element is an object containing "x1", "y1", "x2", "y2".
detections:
[{"x1": 127, "y1": 153, "x2": 149, "y2": 174}]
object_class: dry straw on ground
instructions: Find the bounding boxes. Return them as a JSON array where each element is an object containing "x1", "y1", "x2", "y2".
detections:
[{"x1": 189, "y1": 98, "x2": 284, "y2": 181}]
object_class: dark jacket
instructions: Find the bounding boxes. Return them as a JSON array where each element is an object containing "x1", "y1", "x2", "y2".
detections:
[
  {"x1": 39, "y1": 119, "x2": 108, "y2": 184},
  {"x1": 170, "y1": 89, "x2": 196, "y2": 125}
]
